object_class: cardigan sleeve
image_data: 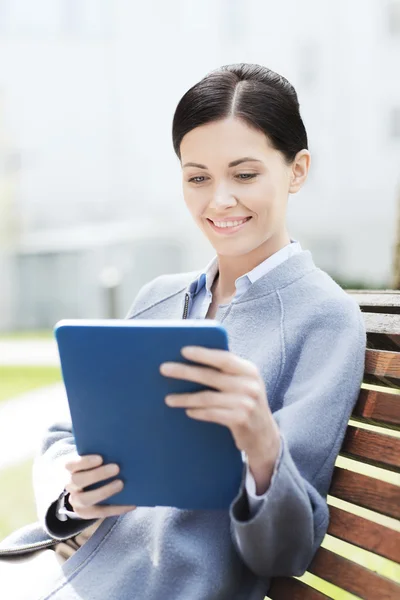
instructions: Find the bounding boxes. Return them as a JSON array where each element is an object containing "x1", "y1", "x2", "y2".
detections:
[
  {"x1": 32, "y1": 278, "x2": 160, "y2": 539},
  {"x1": 229, "y1": 295, "x2": 366, "y2": 578},
  {"x1": 32, "y1": 419, "x2": 98, "y2": 539}
]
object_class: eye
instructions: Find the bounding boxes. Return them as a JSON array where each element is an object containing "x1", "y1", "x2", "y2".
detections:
[
  {"x1": 188, "y1": 176, "x2": 208, "y2": 184},
  {"x1": 236, "y1": 173, "x2": 258, "y2": 180}
]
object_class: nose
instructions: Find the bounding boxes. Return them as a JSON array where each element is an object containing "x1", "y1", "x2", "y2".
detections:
[{"x1": 208, "y1": 183, "x2": 237, "y2": 210}]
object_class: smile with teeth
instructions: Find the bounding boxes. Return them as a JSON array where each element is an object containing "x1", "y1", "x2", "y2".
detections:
[{"x1": 211, "y1": 217, "x2": 251, "y2": 229}]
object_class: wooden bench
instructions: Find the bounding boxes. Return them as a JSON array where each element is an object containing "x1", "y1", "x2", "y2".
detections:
[{"x1": 268, "y1": 290, "x2": 400, "y2": 600}]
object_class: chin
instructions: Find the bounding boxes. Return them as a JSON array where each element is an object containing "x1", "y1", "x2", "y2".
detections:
[{"x1": 212, "y1": 243, "x2": 257, "y2": 257}]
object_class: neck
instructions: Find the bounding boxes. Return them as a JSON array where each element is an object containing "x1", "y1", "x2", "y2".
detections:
[{"x1": 213, "y1": 230, "x2": 291, "y2": 302}]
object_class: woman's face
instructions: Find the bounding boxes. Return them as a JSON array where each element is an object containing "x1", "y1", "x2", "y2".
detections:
[{"x1": 180, "y1": 117, "x2": 309, "y2": 257}]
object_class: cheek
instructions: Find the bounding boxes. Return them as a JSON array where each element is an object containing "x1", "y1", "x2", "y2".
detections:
[
  {"x1": 183, "y1": 189, "x2": 207, "y2": 218},
  {"x1": 244, "y1": 179, "x2": 277, "y2": 215}
]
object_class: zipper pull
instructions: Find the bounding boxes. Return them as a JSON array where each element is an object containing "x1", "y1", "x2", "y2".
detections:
[{"x1": 182, "y1": 292, "x2": 190, "y2": 319}]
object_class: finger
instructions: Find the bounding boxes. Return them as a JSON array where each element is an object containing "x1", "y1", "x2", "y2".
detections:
[
  {"x1": 180, "y1": 346, "x2": 259, "y2": 378},
  {"x1": 68, "y1": 463, "x2": 120, "y2": 492},
  {"x1": 161, "y1": 361, "x2": 260, "y2": 397},
  {"x1": 160, "y1": 362, "x2": 232, "y2": 392},
  {"x1": 185, "y1": 407, "x2": 242, "y2": 428},
  {"x1": 72, "y1": 504, "x2": 137, "y2": 520},
  {"x1": 65, "y1": 454, "x2": 103, "y2": 473},
  {"x1": 72, "y1": 479, "x2": 124, "y2": 508},
  {"x1": 166, "y1": 391, "x2": 251, "y2": 410}
]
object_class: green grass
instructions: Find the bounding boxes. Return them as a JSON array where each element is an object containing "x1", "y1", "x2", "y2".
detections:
[
  {"x1": 0, "y1": 330, "x2": 53, "y2": 340},
  {"x1": 0, "y1": 366, "x2": 62, "y2": 404},
  {"x1": 0, "y1": 364, "x2": 62, "y2": 539},
  {"x1": 0, "y1": 459, "x2": 36, "y2": 541}
]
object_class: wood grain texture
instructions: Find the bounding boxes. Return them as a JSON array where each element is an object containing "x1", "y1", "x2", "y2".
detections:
[
  {"x1": 308, "y1": 548, "x2": 400, "y2": 600},
  {"x1": 348, "y1": 291, "x2": 400, "y2": 302},
  {"x1": 363, "y1": 313, "x2": 400, "y2": 335},
  {"x1": 348, "y1": 291, "x2": 400, "y2": 313},
  {"x1": 327, "y1": 506, "x2": 400, "y2": 563},
  {"x1": 340, "y1": 424, "x2": 400, "y2": 470},
  {"x1": 330, "y1": 467, "x2": 400, "y2": 519},
  {"x1": 352, "y1": 388, "x2": 400, "y2": 428},
  {"x1": 365, "y1": 349, "x2": 400, "y2": 379},
  {"x1": 268, "y1": 577, "x2": 330, "y2": 600}
]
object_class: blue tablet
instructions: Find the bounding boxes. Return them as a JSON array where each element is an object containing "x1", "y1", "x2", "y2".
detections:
[{"x1": 54, "y1": 319, "x2": 243, "y2": 511}]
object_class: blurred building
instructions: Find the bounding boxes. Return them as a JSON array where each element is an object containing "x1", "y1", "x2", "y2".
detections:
[
  {"x1": 0, "y1": 0, "x2": 399, "y2": 331},
  {"x1": 14, "y1": 221, "x2": 185, "y2": 329}
]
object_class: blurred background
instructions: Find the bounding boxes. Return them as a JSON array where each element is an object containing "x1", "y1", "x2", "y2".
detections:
[
  {"x1": 0, "y1": 1, "x2": 399, "y2": 597},
  {"x1": 0, "y1": 0, "x2": 399, "y2": 332}
]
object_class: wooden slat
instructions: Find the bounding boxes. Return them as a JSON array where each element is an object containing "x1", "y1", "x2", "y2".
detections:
[
  {"x1": 348, "y1": 291, "x2": 400, "y2": 305},
  {"x1": 268, "y1": 577, "x2": 330, "y2": 599},
  {"x1": 365, "y1": 349, "x2": 400, "y2": 379},
  {"x1": 340, "y1": 424, "x2": 400, "y2": 470},
  {"x1": 352, "y1": 388, "x2": 400, "y2": 428},
  {"x1": 327, "y1": 506, "x2": 400, "y2": 563},
  {"x1": 330, "y1": 467, "x2": 400, "y2": 519},
  {"x1": 348, "y1": 291, "x2": 400, "y2": 315},
  {"x1": 308, "y1": 547, "x2": 400, "y2": 600},
  {"x1": 363, "y1": 313, "x2": 400, "y2": 335}
]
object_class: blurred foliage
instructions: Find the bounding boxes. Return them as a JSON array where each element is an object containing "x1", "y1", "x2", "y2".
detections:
[
  {"x1": 0, "y1": 459, "x2": 36, "y2": 541},
  {"x1": 0, "y1": 366, "x2": 61, "y2": 403},
  {"x1": 331, "y1": 277, "x2": 389, "y2": 290},
  {"x1": 0, "y1": 330, "x2": 53, "y2": 340}
]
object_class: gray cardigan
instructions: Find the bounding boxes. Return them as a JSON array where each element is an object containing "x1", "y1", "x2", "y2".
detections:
[{"x1": 0, "y1": 250, "x2": 366, "y2": 600}]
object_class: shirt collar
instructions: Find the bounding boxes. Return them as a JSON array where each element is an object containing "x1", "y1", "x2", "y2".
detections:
[
  {"x1": 190, "y1": 239, "x2": 302, "y2": 298},
  {"x1": 191, "y1": 255, "x2": 219, "y2": 296}
]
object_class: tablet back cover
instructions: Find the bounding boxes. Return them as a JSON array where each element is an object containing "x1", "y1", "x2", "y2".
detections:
[{"x1": 55, "y1": 320, "x2": 243, "y2": 511}]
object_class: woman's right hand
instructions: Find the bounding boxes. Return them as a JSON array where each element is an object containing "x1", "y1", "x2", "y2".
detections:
[{"x1": 64, "y1": 453, "x2": 137, "y2": 519}]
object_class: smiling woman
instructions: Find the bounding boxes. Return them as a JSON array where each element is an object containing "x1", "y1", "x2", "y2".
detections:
[
  {"x1": 173, "y1": 65, "x2": 311, "y2": 304},
  {"x1": 0, "y1": 64, "x2": 366, "y2": 600}
]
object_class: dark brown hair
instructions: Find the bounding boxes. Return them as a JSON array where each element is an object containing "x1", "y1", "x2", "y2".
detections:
[{"x1": 172, "y1": 63, "x2": 308, "y2": 164}]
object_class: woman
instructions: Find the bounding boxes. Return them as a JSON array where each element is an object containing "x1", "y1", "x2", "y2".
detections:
[{"x1": 0, "y1": 63, "x2": 366, "y2": 600}]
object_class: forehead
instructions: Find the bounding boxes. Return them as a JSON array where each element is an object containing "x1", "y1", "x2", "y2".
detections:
[{"x1": 180, "y1": 117, "x2": 273, "y2": 164}]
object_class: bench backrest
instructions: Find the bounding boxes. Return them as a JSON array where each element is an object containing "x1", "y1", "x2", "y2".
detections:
[{"x1": 268, "y1": 291, "x2": 400, "y2": 600}]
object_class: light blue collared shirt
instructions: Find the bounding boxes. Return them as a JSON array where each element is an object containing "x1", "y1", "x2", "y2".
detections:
[
  {"x1": 189, "y1": 239, "x2": 302, "y2": 317},
  {"x1": 185, "y1": 239, "x2": 302, "y2": 510}
]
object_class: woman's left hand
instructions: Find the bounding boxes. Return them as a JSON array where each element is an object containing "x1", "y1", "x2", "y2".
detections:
[{"x1": 160, "y1": 346, "x2": 281, "y2": 495}]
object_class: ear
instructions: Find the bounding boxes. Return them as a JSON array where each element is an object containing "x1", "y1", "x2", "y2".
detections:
[{"x1": 289, "y1": 150, "x2": 311, "y2": 194}]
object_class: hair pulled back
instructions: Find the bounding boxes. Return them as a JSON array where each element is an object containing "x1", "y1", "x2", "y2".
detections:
[{"x1": 172, "y1": 63, "x2": 308, "y2": 164}]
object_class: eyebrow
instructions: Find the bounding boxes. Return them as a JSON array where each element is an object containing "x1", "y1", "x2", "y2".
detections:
[{"x1": 182, "y1": 157, "x2": 263, "y2": 169}]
